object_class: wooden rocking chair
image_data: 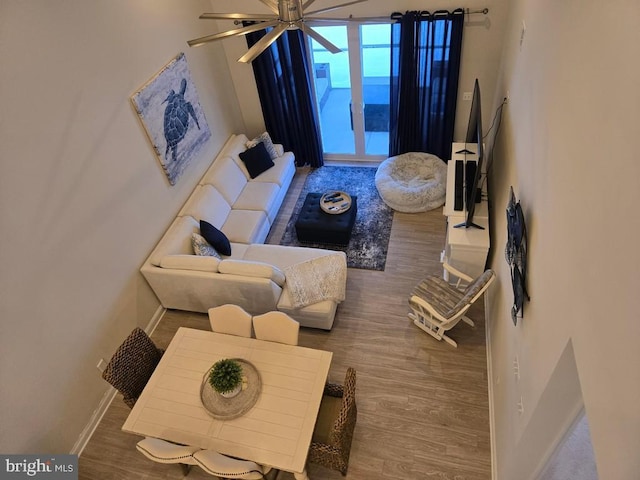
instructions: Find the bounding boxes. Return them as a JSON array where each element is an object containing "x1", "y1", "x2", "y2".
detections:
[{"x1": 408, "y1": 263, "x2": 495, "y2": 347}]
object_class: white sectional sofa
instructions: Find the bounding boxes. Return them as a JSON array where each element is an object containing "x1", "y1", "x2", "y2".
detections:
[{"x1": 141, "y1": 134, "x2": 346, "y2": 330}]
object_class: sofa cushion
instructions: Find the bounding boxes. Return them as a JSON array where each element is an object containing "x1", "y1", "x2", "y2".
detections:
[
  {"x1": 219, "y1": 133, "x2": 250, "y2": 159},
  {"x1": 222, "y1": 210, "x2": 270, "y2": 244},
  {"x1": 200, "y1": 156, "x2": 248, "y2": 205},
  {"x1": 180, "y1": 185, "x2": 231, "y2": 229},
  {"x1": 233, "y1": 182, "x2": 281, "y2": 224},
  {"x1": 160, "y1": 254, "x2": 220, "y2": 272},
  {"x1": 149, "y1": 216, "x2": 200, "y2": 267},
  {"x1": 191, "y1": 233, "x2": 221, "y2": 258},
  {"x1": 246, "y1": 131, "x2": 279, "y2": 160},
  {"x1": 228, "y1": 242, "x2": 250, "y2": 259},
  {"x1": 243, "y1": 243, "x2": 341, "y2": 271},
  {"x1": 218, "y1": 259, "x2": 285, "y2": 287},
  {"x1": 239, "y1": 142, "x2": 275, "y2": 179},
  {"x1": 250, "y1": 152, "x2": 296, "y2": 187},
  {"x1": 200, "y1": 220, "x2": 232, "y2": 256},
  {"x1": 220, "y1": 134, "x2": 253, "y2": 180}
]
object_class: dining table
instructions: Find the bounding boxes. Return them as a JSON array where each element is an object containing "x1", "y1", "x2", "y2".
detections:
[{"x1": 122, "y1": 327, "x2": 332, "y2": 480}]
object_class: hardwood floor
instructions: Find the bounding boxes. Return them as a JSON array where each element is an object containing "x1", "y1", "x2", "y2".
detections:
[{"x1": 79, "y1": 165, "x2": 491, "y2": 480}]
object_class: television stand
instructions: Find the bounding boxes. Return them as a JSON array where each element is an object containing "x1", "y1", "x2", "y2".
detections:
[
  {"x1": 455, "y1": 148, "x2": 476, "y2": 155},
  {"x1": 453, "y1": 221, "x2": 485, "y2": 230},
  {"x1": 441, "y1": 143, "x2": 490, "y2": 279}
]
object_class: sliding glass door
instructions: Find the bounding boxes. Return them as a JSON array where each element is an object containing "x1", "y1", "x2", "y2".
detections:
[{"x1": 308, "y1": 23, "x2": 391, "y2": 159}]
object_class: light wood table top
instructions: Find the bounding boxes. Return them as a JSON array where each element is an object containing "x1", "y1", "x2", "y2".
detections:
[{"x1": 122, "y1": 327, "x2": 332, "y2": 479}]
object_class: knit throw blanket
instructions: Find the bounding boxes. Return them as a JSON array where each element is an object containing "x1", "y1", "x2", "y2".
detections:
[{"x1": 284, "y1": 253, "x2": 347, "y2": 308}]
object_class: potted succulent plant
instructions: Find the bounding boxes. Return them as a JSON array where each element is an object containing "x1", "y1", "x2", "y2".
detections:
[{"x1": 208, "y1": 359, "x2": 243, "y2": 398}]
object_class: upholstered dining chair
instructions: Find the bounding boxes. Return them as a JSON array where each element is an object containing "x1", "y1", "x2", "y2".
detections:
[
  {"x1": 408, "y1": 263, "x2": 496, "y2": 348},
  {"x1": 308, "y1": 367, "x2": 358, "y2": 476},
  {"x1": 136, "y1": 437, "x2": 200, "y2": 476},
  {"x1": 192, "y1": 449, "x2": 268, "y2": 479},
  {"x1": 208, "y1": 304, "x2": 253, "y2": 338},
  {"x1": 252, "y1": 311, "x2": 300, "y2": 346},
  {"x1": 101, "y1": 327, "x2": 163, "y2": 408}
]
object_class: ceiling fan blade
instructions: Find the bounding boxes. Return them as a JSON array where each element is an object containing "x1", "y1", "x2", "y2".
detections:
[
  {"x1": 238, "y1": 24, "x2": 287, "y2": 63},
  {"x1": 199, "y1": 13, "x2": 278, "y2": 21},
  {"x1": 187, "y1": 20, "x2": 280, "y2": 47},
  {"x1": 305, "y1": 19, "x2": 343, "y2": 27},
  {"x1": 301, "y1": 25, "x2": 342, "y2": 54},
  {"x1": 257, "y1": 0, "x2": 279, "y2": 14},
  {"x1": 306, "y1": 0, "x2": 368, "y2": 16},
  {"x1": 302, "y1": 0, "x2": 318, "y2": 9},
  {"x1": 306, "y1": 15, "x2": 388, "y2": 24}
]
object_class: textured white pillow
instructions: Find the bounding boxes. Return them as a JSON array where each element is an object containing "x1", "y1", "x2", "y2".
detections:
[
  {"x1": 246, "y1": 131, "x2": 279, "y2": 160},
  {"x1": 218, "y1": 259, "x2": 285, "y2": 286},
  {"x1": 191, "y1": 233, "x2": 222, "y2": 258}
]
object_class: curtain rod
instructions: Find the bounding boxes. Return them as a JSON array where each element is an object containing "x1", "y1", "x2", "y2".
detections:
[
  {"x1": 467, "y1": 8, "x2": 490, "y2": 15},
  {"x1": 390, "y1": 8, "x2": 488, "y2": 20},
  {"x1": 234, "y1": 8, "x2": 489, "y2": 25}
]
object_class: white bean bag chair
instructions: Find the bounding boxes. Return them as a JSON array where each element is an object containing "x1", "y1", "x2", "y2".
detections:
[{"x1": 375, "y1": 152, "x2": 448, "y2": 212}]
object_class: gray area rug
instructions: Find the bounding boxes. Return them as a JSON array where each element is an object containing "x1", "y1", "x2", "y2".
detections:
[{"x1": 280, "y1": 166, "x2": 394, "y2": 271}]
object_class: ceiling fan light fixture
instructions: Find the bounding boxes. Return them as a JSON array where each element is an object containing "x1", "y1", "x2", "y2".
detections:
[
  {"x1": 278, "y1": 0, "x2": 304, "y2": 23},
  {"x1": 187, "y1": 0, "x2": 369, "y2": 62}
]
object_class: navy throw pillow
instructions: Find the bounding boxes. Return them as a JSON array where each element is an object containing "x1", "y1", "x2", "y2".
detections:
[
  {"x1": 239, "y1": 142, "x2": 274, "y2": 179},
  {"x1": 200, "y1": 220, "x2": 231, "y2": 256}
]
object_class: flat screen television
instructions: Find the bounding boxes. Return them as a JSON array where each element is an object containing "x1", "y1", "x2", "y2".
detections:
[{"x1": 454, "y1": 79, "x2": 484, "y2": 230}]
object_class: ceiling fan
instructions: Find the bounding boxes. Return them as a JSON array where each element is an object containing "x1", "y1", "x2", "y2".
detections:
[{"x1": 187, "y1": 0, "x2": 370, "y2": 63}]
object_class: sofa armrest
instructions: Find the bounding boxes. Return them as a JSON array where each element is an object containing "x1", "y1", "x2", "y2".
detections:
[
  {"x1": 218, "y1": 259, "x2": 286, "y2": 287},
  {"x1": 160, "y1": 254, "x2": 220, "y2": 272},
  {"x1": 148, "y1": 216, "x2": 200, "y2": 266}
]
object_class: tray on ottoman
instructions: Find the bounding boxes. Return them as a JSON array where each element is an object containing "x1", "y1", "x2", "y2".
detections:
[{"x1": 295, "y1": 192, "x2": 357, "y2": 246}]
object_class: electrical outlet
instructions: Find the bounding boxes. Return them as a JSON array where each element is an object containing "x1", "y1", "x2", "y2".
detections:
[
  {"x1": 462, "y1": 91, "x2": 472, "y2": 101},
  {"x1": 97, "y1": 358, "x2": 108, "y2": 373},
  {"x1": 505, "y1": 90, "x2": 510, "y2": 103},
  {"x1": 513, "y1": 356, "x2": 520, "y2": 381}
]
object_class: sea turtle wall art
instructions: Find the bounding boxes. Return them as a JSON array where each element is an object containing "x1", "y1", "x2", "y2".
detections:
[{"x1": 131, "y1": 53, "x2": 211, "y2": 185}]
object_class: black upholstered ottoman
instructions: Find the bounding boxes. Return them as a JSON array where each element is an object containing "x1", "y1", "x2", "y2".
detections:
[{"x1": 295, "y1": 192, "x2": 357, "y2": 246}]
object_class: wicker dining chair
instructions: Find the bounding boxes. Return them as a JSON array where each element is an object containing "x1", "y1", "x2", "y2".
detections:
[
  {"x1": 101, "y1": 327, "x2": 163, "y2": 408},
  {"x1": 308, "y1": 367, "x2": 357, "y2": 476}
]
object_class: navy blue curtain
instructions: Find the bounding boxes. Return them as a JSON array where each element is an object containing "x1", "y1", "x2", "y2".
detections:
[
  {"x1": 246, "y1": 28, "x2": 324, "y2": 168},
  {"x1": 389, "y1": 9, "x2": 464, "y2": 159}
]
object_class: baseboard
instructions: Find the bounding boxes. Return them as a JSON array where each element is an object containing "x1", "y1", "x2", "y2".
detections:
[
  {"x1": 485, "y1": 298, "x2": 498, "y2": 480},
  {"x1": 145, "y1": 304, "x2": 167, "y2": 336},
  {"x1": 71, "y1": 387, "x2": 118, "y2": 456},
  {"x1": 71, "y1": 305, "x2": 167, "y2": 456},
  {"x1": 530, "y1": 403, "x2": 585, "y2": 479}
]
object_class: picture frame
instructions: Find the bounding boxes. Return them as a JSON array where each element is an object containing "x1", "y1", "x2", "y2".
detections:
[{"x1": 131, "y1": 53, "x2": 211, "y2": 185}]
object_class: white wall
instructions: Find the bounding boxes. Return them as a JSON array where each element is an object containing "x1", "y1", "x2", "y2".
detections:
[
  {"x1": 0, "y1": 0, "x2": 244, "y2": 453},
  {"x1": 212, "y1": 0, "x2": 509, "y2": 144},
  {"x1": 486, "y1": 0, "x2": 640, "y2": 478}
]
